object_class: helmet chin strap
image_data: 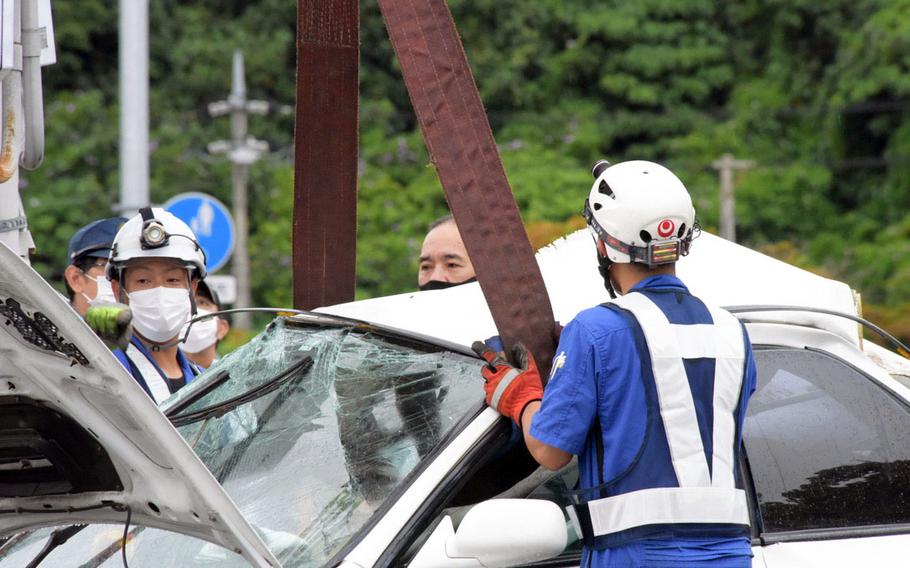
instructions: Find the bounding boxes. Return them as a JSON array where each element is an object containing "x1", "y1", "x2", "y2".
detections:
[
  {"x1": 186, "y1": 271, "x2": 198, "y2": 317},
  {"x1": 597, "y1": 251, "x2": 618, "y2": 300},
  {"x1": 128, "y1": 271, "x2": 197, "y2": 353},
  {"x1": 142, "y1": 334, "x2": 183, "y2": 352},
  {"x1": 139, "y1": 320, "x2": 192, "y2": 352}
]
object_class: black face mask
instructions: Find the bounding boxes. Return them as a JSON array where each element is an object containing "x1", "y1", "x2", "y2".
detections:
[{"x1": 419, "y1": 276, "x2": 477, "y2": 291}]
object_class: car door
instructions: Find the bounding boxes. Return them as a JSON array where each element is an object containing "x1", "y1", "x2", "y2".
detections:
[
  {"x1": 745, "y1": 343, "x2": 910, "y2": 568},
  {"x1": 340, "y1": 405, "x2": 581, "y2": 568},
  {"x1": 348, "y1": 328, "x2": 910, "y2": 568}
]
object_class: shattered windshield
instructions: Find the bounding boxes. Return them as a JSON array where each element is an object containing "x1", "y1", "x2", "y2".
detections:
[
  {"x1": 0, "y1": 316, "x2": 484, "y2": 567},
  {"x1": 166, "y1": 316, "x2": 485, "y2": 566}
]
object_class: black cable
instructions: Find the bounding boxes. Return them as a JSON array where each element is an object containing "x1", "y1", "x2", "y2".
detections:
[
  {"x1": 0, "y1": 503, "x2": 121, "y2": 515},
  {"x1": 168, "y1": 306, "x2": 317, "y2": 354},
  {"x1": 121, "y1": 506, "x2": 132, "y2": 568}
]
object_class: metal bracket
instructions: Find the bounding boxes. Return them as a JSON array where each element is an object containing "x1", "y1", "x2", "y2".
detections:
[{"x1": 0, "y1": 215, "x2": 27, "y2": 233}]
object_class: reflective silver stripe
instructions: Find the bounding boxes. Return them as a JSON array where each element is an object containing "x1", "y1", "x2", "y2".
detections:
[
  {"x1": 126, "y1": 343, "x2": 171, "y2": 404},
  {"x1": 613, "y1": 293, "x2": 709, "y2": 486},
  {"x1": 0, "y1": 215, "x2": 27, "y2": 233},
  {"x1": 587, "y1": 486, "x2": 750, "y2": 535},
  {"x1": 707, "y1": 306, "x2": 746, "y2": 489},
  {"x1": 490, "y1": 368, "x2": 522, "y2": 410}
]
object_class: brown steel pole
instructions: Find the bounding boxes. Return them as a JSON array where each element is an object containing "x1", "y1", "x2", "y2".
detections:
[
  {"x1": 378, "y1": 0, "x2": 557, "y2": 374},
  {"x1": 293, "y1": 0, "x2": 360, "y2": 310}
]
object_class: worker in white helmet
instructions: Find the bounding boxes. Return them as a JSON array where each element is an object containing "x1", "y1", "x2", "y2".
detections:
[
  {"x1": 104, "y1": 207, "x2": 206, "y2": 403},
  {"x1": 474, "y1": 160, "x2": 757, "y2": 567}
]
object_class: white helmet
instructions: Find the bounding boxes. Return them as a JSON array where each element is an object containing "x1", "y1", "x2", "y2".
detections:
[
  {"x1": 583, "y1": 159, "x2": 697, "y2": 266},
  {"x1": 108, "y1": 207, "x2": 207, "y2": 281}
]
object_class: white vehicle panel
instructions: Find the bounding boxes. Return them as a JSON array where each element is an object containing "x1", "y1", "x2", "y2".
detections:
[
  {"x1": 0, "y1": 242, "x2": 278, "y2": 567},
  {"x1": 760, "y1": 535, "x2": 910, "y2": 567},
  {"x1": 342, "y1": 408, "x2": 501, "y2": 567},
  {"x1": 323, "y1": 230, "x2": 861, "y2": 350}
]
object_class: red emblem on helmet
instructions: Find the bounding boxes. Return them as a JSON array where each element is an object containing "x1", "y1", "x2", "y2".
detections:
[{"x1": 657, "y1": 219, "x2": 676, "y2": 238}]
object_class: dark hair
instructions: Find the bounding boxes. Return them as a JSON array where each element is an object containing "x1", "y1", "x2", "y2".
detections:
[
  {"x1": 427, "y1": 214, "x2": 455, "y2": 233},
  {"x1": 64, "y1": 256, "x2": 105, "y2": 301},
  {"x1": 196, "y1": 280, "x2": 222, "y2": 310}
]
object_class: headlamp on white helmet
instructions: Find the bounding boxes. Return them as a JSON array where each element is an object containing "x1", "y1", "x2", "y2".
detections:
[
  {"x1": 582, "y1": 159, "x2": 699, "y2": 268},
  {"x1": 141, "y1": 215, "x2": 169, "y2": 249},
  {"x1": 108, "y1": 207, "x2": 207, "y2": 281},
  {"x1": 108, "y1": 207, "x2": 208, "y2": 347}
]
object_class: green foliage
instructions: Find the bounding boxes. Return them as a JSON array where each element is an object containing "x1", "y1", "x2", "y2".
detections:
[{"x1": 17, "y1": 0, "x2": 910, "y2": 343}]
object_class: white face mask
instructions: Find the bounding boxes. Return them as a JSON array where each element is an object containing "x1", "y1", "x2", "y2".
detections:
[
  {"x1": 180, "y1": 309, "x2": 219, "y2": 353},
  {"x1": 81, "y1": 274, "x2": 118, "y2": 306},
  {"x1": 127, "y1": 286, "x2": 192, "y2": 343}
]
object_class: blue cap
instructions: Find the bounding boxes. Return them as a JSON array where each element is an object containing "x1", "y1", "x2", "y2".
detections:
[{"x1": 67, "y1": 217, "x2": 128, "y2": 264}]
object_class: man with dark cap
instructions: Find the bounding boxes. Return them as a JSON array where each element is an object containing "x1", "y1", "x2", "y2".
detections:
[
  {"x1": 180, "y1": 279, "x2": 230, "y2": 369},
  {"x1": 63, "y1": 217, "x2": 127, "y2": 316}
]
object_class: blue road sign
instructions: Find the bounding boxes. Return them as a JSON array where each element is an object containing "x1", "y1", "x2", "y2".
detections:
[{"x1": 163, "y1": 192, "x2": 236, "y2": 273}]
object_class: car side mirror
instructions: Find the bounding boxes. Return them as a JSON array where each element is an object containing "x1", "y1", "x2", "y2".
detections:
[{"x1": 409, "y1": 499, "x2": 567, "y2": 568}]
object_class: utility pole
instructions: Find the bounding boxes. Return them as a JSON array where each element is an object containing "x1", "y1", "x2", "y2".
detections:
[
  {"x1": 712, "y1": 153, "x2": 755, "y2": 242},
  {"x1": 118, "y1": 0, "x2": 149, "y2": 215},
  {"x1": 207, "y1": 50, "x2": 268, "y2": 331},
  {"x1": 0, "y1": 0, "x2": 54, "y2": 262}
]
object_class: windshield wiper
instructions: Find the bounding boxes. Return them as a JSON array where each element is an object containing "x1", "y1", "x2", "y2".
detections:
[
  {"x1": 164, "y1": 368, "x2": 231, "y2": 419},
  {"x1": 24, "y1": 524, "x2": 86, "y2": 568},
  {"x1": 169, "y1": 356, "x2": 314, "y2": 427}
]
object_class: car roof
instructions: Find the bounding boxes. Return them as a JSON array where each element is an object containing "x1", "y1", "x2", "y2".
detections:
[{"x1": 321, "y1": 230, "x2": 861, "y2": 349}]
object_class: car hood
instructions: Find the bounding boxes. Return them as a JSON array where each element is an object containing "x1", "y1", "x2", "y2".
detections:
[{"x1": 0, "y1": 243, "x2": 279, "y2": 568}]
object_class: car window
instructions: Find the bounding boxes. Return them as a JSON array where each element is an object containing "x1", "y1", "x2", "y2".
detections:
[
  {"x1": 166, "y1": 317, "x2": 485, "y2": 567},
  {"x1": 745, "y1": 347, "x2": 910, "y2": 533},
  {"x1": 0, "y1": 523, "x2": 248, "y2": 567}
]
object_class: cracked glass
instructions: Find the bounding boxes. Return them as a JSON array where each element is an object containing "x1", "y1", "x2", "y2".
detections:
[
  {"x1": 168, "y1": 316, "x2": 485, "y2": 566},
  {"x1": 0, "y1": 316, "x2": 484, "y2": 567}
]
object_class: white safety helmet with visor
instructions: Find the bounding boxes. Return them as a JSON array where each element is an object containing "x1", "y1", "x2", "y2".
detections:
[
  {"x1": 108, "y1": 207, "x2": 207, "y2": 346},
  {"x1": 582, "y1": 160, "x2": 699, "y2": 296},
  {"x1": 108, "y1": 207, "x2": 207, "y2": 280}
]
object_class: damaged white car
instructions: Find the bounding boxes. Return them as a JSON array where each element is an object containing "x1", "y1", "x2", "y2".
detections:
[{"x1": 1, "y1": 231, "x2": 910, "y2": 567}]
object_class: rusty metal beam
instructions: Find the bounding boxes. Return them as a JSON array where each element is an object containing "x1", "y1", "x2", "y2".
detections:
[
  {"x1": 378, "y1": 0, "x2": 557, "y2": 373},
  {"x1": 293, "y1": 0, "x2": 359, "y2": 310}
]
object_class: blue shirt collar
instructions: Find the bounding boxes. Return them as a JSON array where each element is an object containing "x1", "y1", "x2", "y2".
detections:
[
  {"x1": 629, "y1": 273, "x2": 688, "y2": 293},
  {"x1": 130, "y1": 335, "x2": 197, "y2": 382}
]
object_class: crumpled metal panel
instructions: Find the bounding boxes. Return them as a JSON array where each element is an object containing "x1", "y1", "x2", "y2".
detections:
[{"x1": 378, "y1": 0, "x2": 557, "y2": 374}]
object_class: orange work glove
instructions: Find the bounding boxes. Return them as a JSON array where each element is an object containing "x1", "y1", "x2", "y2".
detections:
[{"x1": 471, "y1": 341, "x2": 544, "y2": 425}]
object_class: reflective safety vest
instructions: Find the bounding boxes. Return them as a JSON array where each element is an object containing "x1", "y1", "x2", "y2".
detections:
[
  {"x1": 114, "y1": 337, "x2": 200, "y2": 404},
  {"x1": 568, "y1": 291, "x2": 751, "y2": 549}
]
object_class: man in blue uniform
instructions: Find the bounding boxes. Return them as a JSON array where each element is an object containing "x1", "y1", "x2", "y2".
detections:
[
  {"x1": 474, "y1": 160, "x2": 756, "y2": 567},
  {"x1": 106, "y1": 207, "x2": 206, "y2": 403},
  {"x1": 63, "y1": 217, "x2": 126, "y2": 316}
]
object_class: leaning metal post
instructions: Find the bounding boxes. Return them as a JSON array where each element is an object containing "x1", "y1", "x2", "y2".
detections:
[{"x1": 293, "y1": 0, "x2": 359, "y2": 311}]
